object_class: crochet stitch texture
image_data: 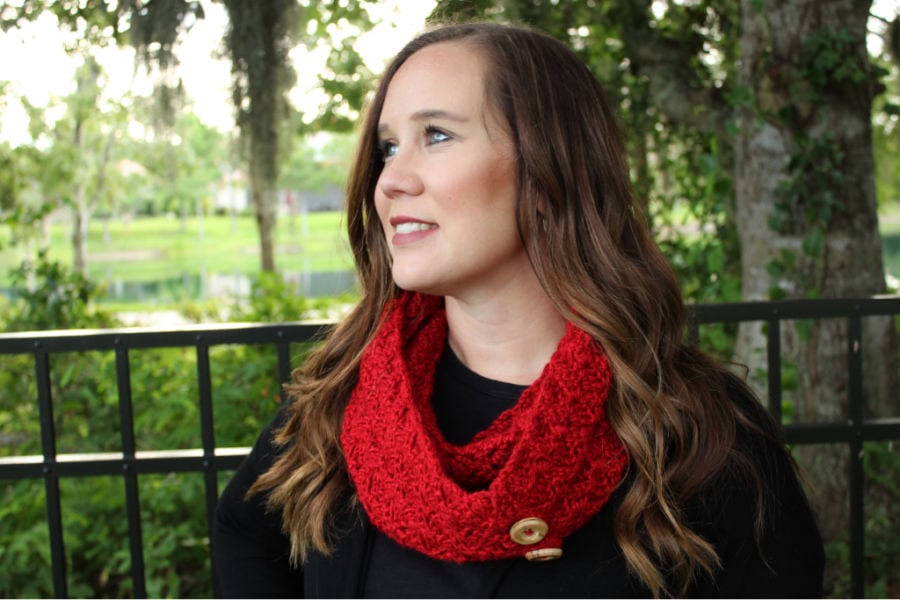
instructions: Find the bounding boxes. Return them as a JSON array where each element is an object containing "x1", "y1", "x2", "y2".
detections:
[{"x1": 340, "y1": 292, "x2": 628, "y2": 562}]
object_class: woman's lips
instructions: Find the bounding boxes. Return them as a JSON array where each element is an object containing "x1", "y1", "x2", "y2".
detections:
[{"x1": 390, "y1": 218, "x2": 438, "y2": 246}]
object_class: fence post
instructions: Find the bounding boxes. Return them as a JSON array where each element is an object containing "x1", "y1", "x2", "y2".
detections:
[
  {"x1": 34, "y1": 347, "x2": 68, "y2": 598},
  {"x1": 847, "y1": 313, "x2": 864, "y2": 598},
  {"x1": 115, "y1": 342, "x2": 147, "y2": 598},
  {"x1": 196, "y1": 338, "x2": 221, "y2": 597}
]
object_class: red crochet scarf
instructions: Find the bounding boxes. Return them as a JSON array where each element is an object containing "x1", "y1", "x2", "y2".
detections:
[{"x1": 340, "y1": 292, "x2": 628, "y2": 563}]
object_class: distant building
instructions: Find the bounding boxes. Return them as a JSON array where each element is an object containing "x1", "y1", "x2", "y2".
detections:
[
  {"x1": 214, "y1": 169, "x2": 250, "y2": 213},
  {"x1": 288, "y1": 185, "x2": 344, "y2": 213},
  {"x1": 213, "y1": 170, "x2": 343, "y2": 215}
]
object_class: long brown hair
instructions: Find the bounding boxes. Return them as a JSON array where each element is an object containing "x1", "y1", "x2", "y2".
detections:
[{"x1": 250, "y1": 22, "x2": 773, "y2": 597}]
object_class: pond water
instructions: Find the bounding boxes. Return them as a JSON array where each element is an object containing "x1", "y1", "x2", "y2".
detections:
[{"x1": 95, "y1": 269, "x2": 358, "y2": 304}]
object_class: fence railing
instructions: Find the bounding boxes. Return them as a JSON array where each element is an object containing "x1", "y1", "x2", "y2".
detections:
[{"x1": 1, "y1": 297, "x2": 898, "y2": 598}]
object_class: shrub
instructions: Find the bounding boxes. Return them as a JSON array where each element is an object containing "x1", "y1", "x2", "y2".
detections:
[{"x1": 0, "y1": 259, "x2": 303, "y2": 597}]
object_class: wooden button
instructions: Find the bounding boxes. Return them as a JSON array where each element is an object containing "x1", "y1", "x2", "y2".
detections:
[
  {"x1": 526, "y1": 548, "x2": 563, "y2": 561},
  {"x1": 509, "y1": 517, "x2": 549, "y2": 545}
]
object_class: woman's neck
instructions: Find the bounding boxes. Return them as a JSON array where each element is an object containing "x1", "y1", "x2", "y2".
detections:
[{"x1": 444, "y1": 288, "x2": 566, "y2": 386}]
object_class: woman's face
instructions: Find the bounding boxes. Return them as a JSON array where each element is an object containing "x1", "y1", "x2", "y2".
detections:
[{"x1": 374, "y1": 41, "x2": 531, "y2": 302}]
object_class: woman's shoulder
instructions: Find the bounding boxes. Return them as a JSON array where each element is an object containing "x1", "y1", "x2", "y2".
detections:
[
  {"x1": 688, "y1": 373, "x2": 825, "y2": 596},
  {"x1": 213, "y1": 404, "x2": 305, "y2": 597},
  {"x1": 696, "y1": 372, "x2": 803, "y2": 519},
  {"x1": 720, "y1": 374, "x2": 805, "y2": 506}
]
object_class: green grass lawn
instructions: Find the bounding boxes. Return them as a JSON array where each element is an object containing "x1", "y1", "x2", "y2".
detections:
[
  {"x1": 0, "y1": 212, "x2": 355, "y2": 286},
  {"x1": 2, "y1": 203, "x2": 898, "y2": 308}
]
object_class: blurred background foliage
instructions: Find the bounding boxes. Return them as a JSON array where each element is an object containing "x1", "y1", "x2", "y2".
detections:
[{"x1": 0, "y1": 255, "x2": 327, "y2": 597}]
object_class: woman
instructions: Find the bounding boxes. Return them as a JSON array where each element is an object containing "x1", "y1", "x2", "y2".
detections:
[{"x1": 214, "y1": 22, "x2": 824, "y2": 598}]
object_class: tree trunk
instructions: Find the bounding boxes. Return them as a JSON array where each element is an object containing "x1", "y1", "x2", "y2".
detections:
[
  {"x1": 252, "y1": 173, "x2": 277, "y2": 273},
  {"x1": 39, "y1": 214, "x2": 50, "y2": 252},
  {"x1": 734, "y1": 0, "x2": 896, "y2": 546},
  {"x1": 72, "y1": 123, "x2": 115, "y2": 276},
  {"x1": 71, "y1": 116, "x2": 87, "y2": 276},
  {"x1": 72, "y1": 188, "x2": 89, "y2": 276},
  {"x1": 196, "y1": 195, "x2": 205, "y2": 240}
]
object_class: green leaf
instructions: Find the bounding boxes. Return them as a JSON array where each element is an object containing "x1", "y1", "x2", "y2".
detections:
[
  {"x1": 766, "y1": 259, "x2": 785, "y2": 277},
  {"x1": 769, "y1": 285, "x2": 788, "y2": 300},
  {"x1": 727, "y1": 84, "x2": 753, "y2": 108},
  {"x1": 706, "y1": 245, "x2": 724, "y2": 273},
  {"x1": 802, "y1": 227, "x2": 825, "y2": 257}
]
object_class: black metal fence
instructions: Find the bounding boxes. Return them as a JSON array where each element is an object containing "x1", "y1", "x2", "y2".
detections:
[{"x1": 1, "y1": 297, "x2": 898, "y2": 598}]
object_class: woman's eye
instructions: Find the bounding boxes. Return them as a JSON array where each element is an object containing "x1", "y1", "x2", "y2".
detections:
[
  {"x1": 380, "y1": 141, "x2": 398, "y2": 160},
  {"x1": 425, "y1": 128, "x2": 450, "y2": 145}
]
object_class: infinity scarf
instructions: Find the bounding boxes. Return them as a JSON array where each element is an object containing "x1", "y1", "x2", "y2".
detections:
[{"x1": 340, "y1": 292, "x2": 627, "y2": 562}]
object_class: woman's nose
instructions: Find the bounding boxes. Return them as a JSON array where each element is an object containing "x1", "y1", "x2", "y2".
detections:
[{"x1": 377, "y1": 152, "x2": 425, "y2": 199}]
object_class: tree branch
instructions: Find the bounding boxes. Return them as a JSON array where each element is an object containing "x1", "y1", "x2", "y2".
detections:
[{"x1": 620, "y1": 21, "x2": 731, "y2": 135}]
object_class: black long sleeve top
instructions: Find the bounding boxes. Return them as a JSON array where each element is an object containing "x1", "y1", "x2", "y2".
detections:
[{"x1": 213, "y1": 345, "x2": 825, "y2": 598}]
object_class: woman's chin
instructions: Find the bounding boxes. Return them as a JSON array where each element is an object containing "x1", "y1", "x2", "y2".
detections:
[{"x1": 390, "y1": 272, "x2": 445, "y2": 297}]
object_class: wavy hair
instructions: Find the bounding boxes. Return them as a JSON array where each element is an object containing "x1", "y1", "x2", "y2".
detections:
[{"x1": 250, "y1": 22, "x2": 774, "y2": 597}]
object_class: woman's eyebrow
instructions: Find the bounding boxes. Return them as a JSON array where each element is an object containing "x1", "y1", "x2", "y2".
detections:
[{"x1": 378, "y1": 109, "x2": 469, "y2": 135}]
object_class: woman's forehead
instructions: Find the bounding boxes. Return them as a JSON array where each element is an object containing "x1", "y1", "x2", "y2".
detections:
[{"x1": 378, "y1": 42, "x2": 488, "y2": 126}]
